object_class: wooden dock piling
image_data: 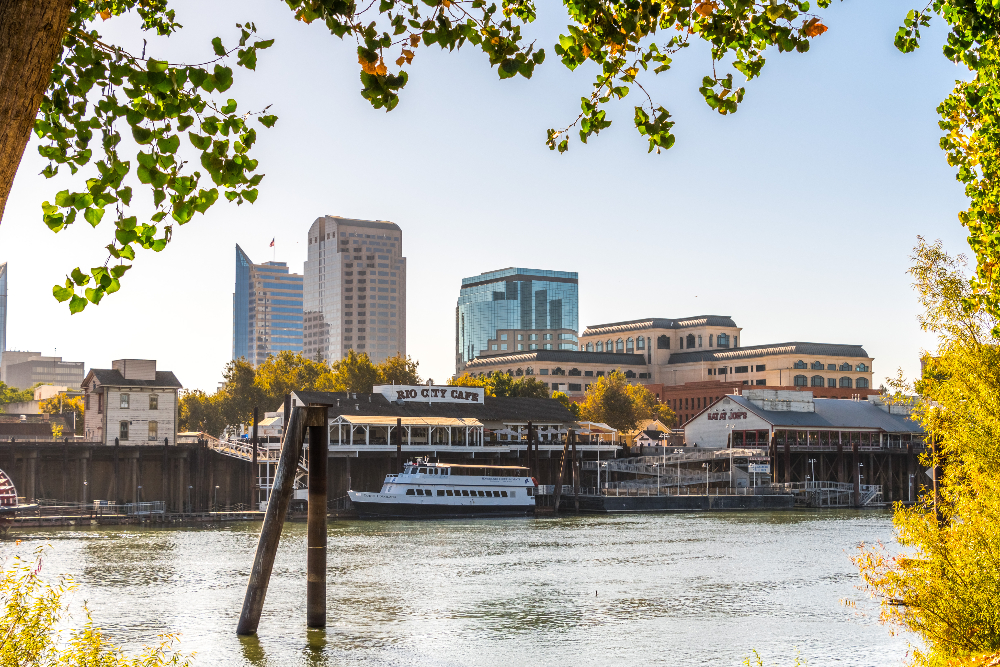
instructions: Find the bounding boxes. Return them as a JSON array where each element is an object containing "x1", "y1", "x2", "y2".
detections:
[
  {"x1": 237, "y1": 405, "x2": 305, "y2": 636},
  {"x1": 251, "y1": 407, "x2": 259, "y2": 510},
  {"x1": 553, "y1": 433, "x2": 570, "y2": 513},
  {"x1": 572, "y1": 432, "x2": 580, "y2": 514},
  {"x1": 395, "y1": 417, "x2": 402, "y2": 475},
  {"x1": 306, "y1": 406, "x2": 328, "y2": 629}
]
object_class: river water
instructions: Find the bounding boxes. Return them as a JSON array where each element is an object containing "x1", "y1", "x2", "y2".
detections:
[{"x1": 4, "y1": 510, "x2": 913, "y2": 666}]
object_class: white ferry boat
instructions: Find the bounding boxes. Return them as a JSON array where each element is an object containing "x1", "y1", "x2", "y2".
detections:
[{"x1": 349, "y1": 459, "x2": 537, "y2": 519}]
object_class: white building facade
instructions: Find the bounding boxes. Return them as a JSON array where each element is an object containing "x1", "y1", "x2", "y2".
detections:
[{"x1": 82, "y1": 359, "x2": 182, "y2": 446}]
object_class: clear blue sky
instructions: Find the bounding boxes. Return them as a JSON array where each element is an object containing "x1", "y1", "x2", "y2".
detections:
[{"x1": 0, "y1": 0, "x2": 970, "y2": 391}]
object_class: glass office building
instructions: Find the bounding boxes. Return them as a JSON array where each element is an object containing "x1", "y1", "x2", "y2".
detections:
[
  {"x1": 456, "y1": 268, "x2": 578, "y2": 373},
  {"x1": 233, "y1": 245, "x2": 303, "y2": 366}
]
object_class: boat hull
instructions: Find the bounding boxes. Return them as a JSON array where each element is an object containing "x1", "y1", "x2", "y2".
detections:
[{"x1": 351, "y1": 498, "x2": 534, "y2": 519}]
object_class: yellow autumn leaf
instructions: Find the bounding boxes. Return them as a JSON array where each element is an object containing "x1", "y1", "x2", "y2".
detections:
[
  {"x1": 402, "y1": 49, "x2": 415, "y2": 64},
  {"x1": 803, "y1": 17, "x2": 828, "y2": 37},
  {"x1": 396, "y1": 55, "x2": 406, "y2": 66},
  {"x1": 375, "y1": 58, "x2": 388, "y2": 76},
  {"x1": 100, "y1": 9, "x2": 111, "y2": 19},
  {"x1": 694, "y1": 1, "x2": 717, "y2": 17},
  {"x1": 442, "y1": 0, "x2": 452, "y2": 6},
  {"x1": 410, "y1": 34, "x2": 421, "y2": 47},
  {"x1": 358, "y1": 54, "x2": 378, "y2": 74},
  {"x1": 625, "y1": 67, "x2": 638, "y2": 77}
]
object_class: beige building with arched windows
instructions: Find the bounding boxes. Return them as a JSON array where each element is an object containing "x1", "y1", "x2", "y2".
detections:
[{"x1": 461, "y1": 316, "x2": 875, "y2": 399}]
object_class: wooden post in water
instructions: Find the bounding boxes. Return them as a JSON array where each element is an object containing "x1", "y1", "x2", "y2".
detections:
[
  {"x1": 306, "y1": 405, "x2": 328, "y2": 628},
  {"x1": 852, "y1": 439, "x2": 860, "y2": 507},
  {"x1": 396, "y1": 417, "x2": 402, "y2": 475},
  {"x1": 237, "y1": 405, "x2": 305, "y2": 636},
  {"x1": 553, "y1": 433, "x2": 570, "y2": 513},
  {"x1": 526, "y1": 421, "x2": 533, "y2": 478},
  {"x1": 572, "y1": 431, "x2": 580, "y2": 513},
  {"x1": 251, "y1": 407, "x2": 259, "y2": 510}
]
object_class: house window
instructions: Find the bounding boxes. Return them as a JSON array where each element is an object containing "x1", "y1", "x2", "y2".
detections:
[
  {"x1": 856, "y1": 378, "x2": 870, "y2": 388},
  {"x1": 839, "y1": 362, "x2": 851, "y2": 371},
  {"x1": 500, "y1": 334, "x2": 508, "y2": 340},
  {"x1": 856, "y1": 363, "x2": 869, "y2": 372},
  {"x1": 827, "y1": 364, "x2": 836, "y2": 371},
  {"x1": 616, "y1": 338, "x2": 624, "y2": 352},
  {"x1": 827, "y1": 378, "x2": 837, "y2": 388},
  {"x1": 657, "y1": 335, "x2": 669, "y2": 350},
  {"x1": 793, "y1": 360, "x2": 807, "y2": 369},
  {"x1": 491, "y1": 345, "x2": 498, "y2": 351},
  {"x1": 518, "y1": 334, "x2": 523, "y2": 340},
  {"x1": 794, "y1": 375, "x2": 808, "y2": 387},
  {"x1": 148, "y1": 421, "x2": 158, "y2": 440},
  {"x1": 569, "y1": 384, "x2": 582, "y2": 391},
  {"x1": 717, "y1": 333, "x2": 729, "y2": 348},
  {"x1": 596, "y1": 341, "x2": 603, "y2": 352},
  {"x1": 735, "y1": 366, "x2": 749, "y2": 374},
  {"x1": 540, "y1": 369, "x2": 549, "y2": 375},
  {"x1": 586, "y1": 343, "x2": 593, "y2": 352},
  {"x1": 686, "y1": 334, "x2": 696, "y2": 348},
  {"x1": 626, "y1": 338, "x2": 634, "y2": 353},
  {"x1": 811, "y1": 361, "x2": 824, "y2": 370},
  {"x1": 98, "y1": 392, "x2": 103, "y2": 414},
  {"x1": 698, "y1": 335, "x2": 702, "y2": 348},
  {"x1": 120, "y1": 393, "x2": 130, "y2": 409},
  {"x1": 811, "y1": 375, "x2": 825, "y2": 387},
  {"x1": 755, "y1": 365, "x2": 766, "y2": 372},
  {"x1": 637, "y1": 337, "x2": 645, "y2": 350},
  {"x1": 149, "y1": 394, "x2": 158, "y2": 410},
  {"x1": 840, "y1": 377, "x2": 853, "y2": 388},
  {"x1": 119, "y1": 421, "x2": 129, "y2": 440},
  {"x1": 709, "y1": 334, "x2": 714, "y2": 347},
  {"x1": 501, "y1": 344, "x2": 508, "y2": 351},
  {"x1": 530, "y1": 334, "x2": 538, "y2": 340},
  {"x1": 755, "y1": 379, "x2": 766, "y2": 385}
]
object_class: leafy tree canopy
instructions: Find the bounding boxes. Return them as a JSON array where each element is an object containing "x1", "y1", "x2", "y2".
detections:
[
  {"x1": 578, "y1": 370, "x2": 674, "y2": 432},
  {"x1": 0, "y1": 382, "x2": 35, "y2": 406},
  {"x1": 449, "y1": 371, "x2": 550, "y2": 398},
  {"x1": 39, "y1": 394, "x2": 85, "y2": 436},
  {"x1": 855, "y1": 239, "x2": 1000, "y2": 665}
]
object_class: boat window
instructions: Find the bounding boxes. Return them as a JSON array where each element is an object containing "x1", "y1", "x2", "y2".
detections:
[
  {"x1": 525, "y1": 488, "x2": 531, "y2": 496},
  {"x1": 406, "y1": 489, "x2": 415, "y2": 495},
  {"x1": 461, "y1": 490, "x2": 470, "y2": 496},
  {"x1": 437, "y1": 490, "x2": 445, "y2": 496},
  {"x1": 441, "y1": 469, "x2": 449, "y2": 475},
  {"x1": 419, "y1": 468, "x2": 427, "y2": 474},
  {"x1": 493, "y1": 491, "x2": 501, "y2": 497},
  {"x1": 501, "y1": 491, "x2": 508, "y2": 497},
  {"x1": 478, "y1": 491, "x2": 486, "y2": 497},
  {"x1": 446, "y1": 490, "x2": 454, "y2": 496},
  {"x1": 416, "y1": 489, "x2": 424, "y2": 496}
]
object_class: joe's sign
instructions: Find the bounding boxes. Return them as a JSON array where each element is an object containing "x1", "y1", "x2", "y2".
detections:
[{"x1": 373, "y1": 385, "x2": 485, "y2": 404}]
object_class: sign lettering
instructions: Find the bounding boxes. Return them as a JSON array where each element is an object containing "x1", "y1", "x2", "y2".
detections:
[
  {"x1": 374, "y1": 384, "x2": 484, "y2": 404},
  {"x1": 707, "y1": 411, "x2": 748, "y2": 421}
]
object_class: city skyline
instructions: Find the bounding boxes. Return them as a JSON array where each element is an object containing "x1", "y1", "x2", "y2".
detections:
[
  {"x1": 0, "y1": 1, "x2": 956, "y2": 391},
  {"x1": 233, "y1": 245, "x2": 304, "y2": 366}
]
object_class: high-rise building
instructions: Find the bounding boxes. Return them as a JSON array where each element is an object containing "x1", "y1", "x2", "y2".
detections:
[
  {"x1": 0, "y1": 351, "x2": 85, "y2": 390},
  {"x1": 456, "y1": 268, "x2": 579, "y2": 374},
  {"x1": 0, "y1": 262, "x2": 6, "y2": 371},
  {"x1": 233, "y1": 245, "x2": 303, "y2": 366},
  {"x1": 303, "y1": 216, "x2": 406, "y2": 364}
]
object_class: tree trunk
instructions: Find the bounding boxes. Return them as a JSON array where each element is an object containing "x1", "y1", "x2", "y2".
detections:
[{"x1": 0, "y1": 0, "x2": 73, "y2": 224}]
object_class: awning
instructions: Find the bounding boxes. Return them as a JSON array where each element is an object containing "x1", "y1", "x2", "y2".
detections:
[{"x1": 332, "y1": 415, "x2": 483, "y2": 427}]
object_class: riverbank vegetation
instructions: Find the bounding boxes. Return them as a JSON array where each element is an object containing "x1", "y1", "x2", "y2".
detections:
[
  {"x1": 0, "y1": 545, "x2": 191, "y2": 666},
  {"x1": 855, "y1": 240, "x2": 1000, "y2": 666},
  {"x1": 179, "y1": 350, "x2": 420, "y2": 436}
]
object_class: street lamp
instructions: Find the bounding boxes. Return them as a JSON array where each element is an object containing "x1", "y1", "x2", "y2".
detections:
[
  {"x1": 702, "y1": 462, "x2": 709, "y2": 495},
  {"x1": 859, "y1": 462, "x2": 864, "y2": 488},
  {"x1": 215, "y1": 485, "x2": 220, "y2": 512},
  {"x1": 808, "y1": 458, "x2": 817, "y2": 487},
  {"x1": 909, "y1": 473, "x2": 915, "y2": 503},
  {"x1": 137, "y1": 485, "x2": 143, "y2": 504}
]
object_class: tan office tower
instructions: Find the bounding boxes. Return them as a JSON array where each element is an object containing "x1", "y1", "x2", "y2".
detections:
[{"x1": 303, "y1": 216, "x2": 406, "y2": 364}]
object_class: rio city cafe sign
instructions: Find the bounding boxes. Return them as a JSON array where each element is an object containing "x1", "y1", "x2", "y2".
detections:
[{"x1": 373, "y1": 385, "x2": 485, "y2": 404}]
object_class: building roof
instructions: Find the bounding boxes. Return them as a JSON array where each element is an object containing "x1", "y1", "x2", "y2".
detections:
[
  {"x1": 465, "y1": 350, "x2": 646, "y2": 368},
  {"x1": 82, "y1": 369, "x2": 183, "y2": 389},
  {"x1": 722, "y1": 394, "x2": 922, "y2": 433},
  {"x1": 666, "y1": 342, "x2": 871, "y2": 364},
  {"x1": 292, "y1": 391, "x2": 577, "y2": 424},
  {"x1": 461, "y1": 267, "x2": 578, "y2": 287},
  {"x1": 325, "y1": 216, "x2": 401, "y2": 232},
  {"x1": 582, "y1": 316, "x2": 738, "y2": 336}
]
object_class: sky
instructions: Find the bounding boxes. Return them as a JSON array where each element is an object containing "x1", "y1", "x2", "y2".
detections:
[{"x1": 0, "y1": 0, "x2": 972, "y2": 392}]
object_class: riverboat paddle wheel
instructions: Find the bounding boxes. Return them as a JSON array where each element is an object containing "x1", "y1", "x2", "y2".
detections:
[{"x1": 0, "y1": 468, "x2": 17, "y2": 537}]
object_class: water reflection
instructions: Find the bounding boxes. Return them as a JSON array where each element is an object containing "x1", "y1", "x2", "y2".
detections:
[{"x1": 4, "y1": 511, "x2": 911, "y2": 666}]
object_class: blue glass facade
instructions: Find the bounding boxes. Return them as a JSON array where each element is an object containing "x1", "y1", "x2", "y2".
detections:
[
  {"x1": 456, "y1": 268, "x2": 578, "y2": 372},
  {"x1": 233, "y1": 245, "x2": 303, "y2": 366}
]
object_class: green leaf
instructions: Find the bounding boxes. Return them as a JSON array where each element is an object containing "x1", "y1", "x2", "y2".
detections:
[
  {"x1": 68, "y1": 295, "x2": 88, "y2": 314},
  {"x1": 110, "y1": 265, "x2": 131, "y2": 279},
  {"x1": 70, "y1": 267, "x2": 90, "y2": 286},
  {"x1": 83, "y1": 207, "x2": 105, "y2": 227},
  {"x1": 147, "y1": 58, "x2": 169, "y2": 73},
  {"x1": 85, "y1": 287, "x2": 105, "y2": 304},
  {"x1": 259, "y1": 115, "x2": 278, "y2": 128},
  {"x1": 132, "y1": 126, "x2": 154, "y2": 145},
  {"x1": 52, "y1": 285, "x2": 74, "y2": 302},
  {"x1": 212, "y1": 37, "x2": 227, "y2": 57}
]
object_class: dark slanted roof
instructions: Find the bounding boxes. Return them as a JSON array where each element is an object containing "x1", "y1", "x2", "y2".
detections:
[
  {"x1": 292, "y1": 391, "x2": 577, "y2": 423},
  {"x1": 83, "y1": 369, "x2": 183, "y2": 389},
  {"x1": 327, "y1": 216, "x2": 401, "y2": 232},
  {"x1": 725, "y1": 394, "x2": 922, "y2": 432},
  {"x1": 583, "y1": 316, "x2": 738, "y2": 336},
  {"x1": 465, "y1": 350, "x2": 646, "y2": 368},
  {"x1": 667, "y1": 342, "x2": 870, "y2": 364}
]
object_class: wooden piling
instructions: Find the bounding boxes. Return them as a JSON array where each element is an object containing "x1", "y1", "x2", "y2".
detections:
[
  {"x1": 572, "y1": 432, "x2": 580, "y2": 514},
  {"x1": 395, "y1": 417, "x2": 402, "y2": 475},
  {"x1": 526, "y1": 421, "x2": 533, "y2": 478},
  {"x1": 553, "y1": 434, "x2": 570, "y2": 513},
  {"x1": 251, "y1": 407, "x2": 259, "y2": 510},
  {"x1": 237, "y1": 405, "x2": 305, "y2": 636},
  {"x1": 306, "y1": 406, "x2": 328, "y2": 629},
  {"x1": 852, "y1": 440, "x2": 860, "y2": 507}
]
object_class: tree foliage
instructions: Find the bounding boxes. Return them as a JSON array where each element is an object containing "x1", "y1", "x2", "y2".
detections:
[
  {"x1": 0, "y1": 382, "x2": 34, "y2": 407},
  {"x1": 449, "y1": 371, "x2": 549, "y2": 398},
  {"x1": 178, "y1": 389, "x2": 225, "y2": 437},
  {"x1": 552, "y1": 390, "x2": 582, "y2": 418},
  {"x1": 39, "y1": 394, "x2": 85, "y2": 436},
  {"x1": 0, "y1": 546, "x2": 191, "y2": 666},
  {"x1": 7, "y1": 0, "x2": 841, "y2": 312},
  {"x1": 854, "y1": 239, "x2": 1000, "y2": 666},
  {"x1": 578, "y1": 370, "x2": 674, "y2": 432}
]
